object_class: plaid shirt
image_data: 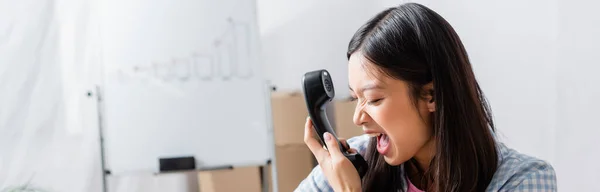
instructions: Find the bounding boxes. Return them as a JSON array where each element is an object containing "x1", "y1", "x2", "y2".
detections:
[{"x1": 295, "y1": 134, "x2": 557, "y2": 191}]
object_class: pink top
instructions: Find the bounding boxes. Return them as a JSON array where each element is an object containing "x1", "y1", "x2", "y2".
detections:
[{"x1": 406, "y1": 176, "x2": 425, "y2": 192}]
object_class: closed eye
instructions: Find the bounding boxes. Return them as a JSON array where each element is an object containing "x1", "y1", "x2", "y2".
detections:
[{"x1": 367, "y1": 98, "x2": 383, "y2": 105}]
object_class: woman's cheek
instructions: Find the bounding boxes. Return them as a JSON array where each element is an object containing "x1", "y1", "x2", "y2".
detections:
[{"x1": 392, "y1": 133, "x2": 408, "y2": 158}]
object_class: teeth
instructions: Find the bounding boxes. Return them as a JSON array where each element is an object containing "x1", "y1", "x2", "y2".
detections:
[{"x1": 367, "y1": 133, "x2": 382, "y2": 137}]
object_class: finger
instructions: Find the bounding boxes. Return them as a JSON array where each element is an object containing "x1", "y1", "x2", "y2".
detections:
[
  {"x1": 338, "y1": 137, "x2": 349, "y2": 150},
  {"x1": 338, "y1": 138, "x2": 358, "y2": 154},
  {"x1": 304, "y1": 117, "x2": 316, "y2": 138},
  {"x1": 323, "y1": 132, "x2": 345, "y2": 160},
  {"x1": 304, "y1": 117, "x2": 330, "y2": 164},
  {"x1": 347, "y1": 148, "x2": 358, "y2": 154}
]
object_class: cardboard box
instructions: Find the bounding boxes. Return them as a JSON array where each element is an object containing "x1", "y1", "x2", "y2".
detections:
[
  {"x1": 333, "y1": 100, "x2": 364, "y2": 139},
  {"x1": 198, "y1": 166, "x2": 262, "y2": 192},
  {"x1": 266, "y1": 144, "x2": 315, "y2": 192},
  {"x1": 269, "y1": 92, "x2": 318, "y2": 191},
  {"x1": 270, "y1": 92, "x2": 308, "y2": 145}
]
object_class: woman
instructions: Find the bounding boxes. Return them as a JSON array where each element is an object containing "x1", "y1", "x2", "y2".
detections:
[{"x1": 296, "y1": 3, "x2": 556, "y2": 192}]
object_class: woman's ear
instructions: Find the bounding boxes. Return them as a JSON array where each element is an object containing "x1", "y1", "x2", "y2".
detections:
[{"x1": 423, "y1": 82, "x2": 435, "y2": 112}]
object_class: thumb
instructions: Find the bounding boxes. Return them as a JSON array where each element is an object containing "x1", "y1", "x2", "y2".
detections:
[{"x1": 324, "y1": 132, "x2": 343, "y2": 157}]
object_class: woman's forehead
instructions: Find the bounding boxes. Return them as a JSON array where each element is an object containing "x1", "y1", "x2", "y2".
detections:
[
  {"x1": 349, "y1": 55, "x2": 392, "y2": 92},
  {"x1": 349, "y1": 53, "x2": 388, "y2": 81}
]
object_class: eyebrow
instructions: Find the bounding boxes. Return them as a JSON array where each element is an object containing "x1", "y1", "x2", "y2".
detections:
[{"x1": 348, "y1": 83, "x2": 384, "y2": 93}]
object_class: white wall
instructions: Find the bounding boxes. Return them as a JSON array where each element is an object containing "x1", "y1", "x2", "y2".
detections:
[
  {"x1": 555, "y1": 0, "x2": 600, "y2": 190},
  {"x1": 0, "y1": 0, "x2": 104, "y2": 191}
]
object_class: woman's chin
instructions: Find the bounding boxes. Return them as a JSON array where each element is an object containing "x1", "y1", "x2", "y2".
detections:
[
  {"x1": 382, "y1": 154, "x2": 405, "y2": 166},
  {"x1": 382, "y1": 148, "x2": 410, "y2": 166}
]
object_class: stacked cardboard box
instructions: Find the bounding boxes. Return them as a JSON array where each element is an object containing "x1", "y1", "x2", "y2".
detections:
[
  {"x1": 197, "y1": 166, "x2": 262, "y2": 192},
  {"x1": 333, "y1": 99, "x2": 364, "y2": 139},
  {"x1": 269, "y1": 92, "x2": 316, "y2": 192}
]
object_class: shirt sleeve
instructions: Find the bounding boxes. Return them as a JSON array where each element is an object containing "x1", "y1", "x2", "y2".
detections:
[
  {"x1": 505, "y1": 162, "x2": 558, "y2": 192},
  {"x1": 293, "y1": 134, "x2": 371, "y2": 192},
  {"x1": 294, "y1": 165, "x2": 334, "y2": 192}
]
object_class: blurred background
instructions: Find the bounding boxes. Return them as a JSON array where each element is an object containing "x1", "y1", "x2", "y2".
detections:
[{"x1": 1, "y1": 0, "x2": 598, "y2": 191}]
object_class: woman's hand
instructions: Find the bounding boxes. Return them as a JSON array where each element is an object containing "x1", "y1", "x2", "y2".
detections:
[{"x1": 304, "y1": 117, "x2": 362, "y2": 192}]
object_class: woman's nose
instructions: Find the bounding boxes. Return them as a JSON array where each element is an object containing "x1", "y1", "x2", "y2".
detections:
[{"x1": 353, "y1": 103, "x2": 369, "y2": 126}]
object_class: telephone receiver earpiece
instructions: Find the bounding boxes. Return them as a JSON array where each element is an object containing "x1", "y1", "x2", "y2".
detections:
[{"x1": 301, "y1": 69, "x2": 368, "y2": 178}]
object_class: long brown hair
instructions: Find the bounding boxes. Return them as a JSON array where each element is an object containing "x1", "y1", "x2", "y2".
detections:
[{"x1": 347, "y1": 3, "x2": 498, "y2": 192}]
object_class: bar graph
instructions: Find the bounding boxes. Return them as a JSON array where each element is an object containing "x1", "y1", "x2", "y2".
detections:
[{"x1": 119, "y1": 17, "x2": 253, "y2": 83}]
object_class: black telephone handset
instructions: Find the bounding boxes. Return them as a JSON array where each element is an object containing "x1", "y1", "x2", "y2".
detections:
[{"x1": 301, "y1": 69, "x2": 368, "y2": 178}]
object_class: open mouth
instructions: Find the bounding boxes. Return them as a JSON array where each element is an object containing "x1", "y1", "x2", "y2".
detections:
[{"x1": 376, "y1": 133, "x2": 390, "y2": 155}]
